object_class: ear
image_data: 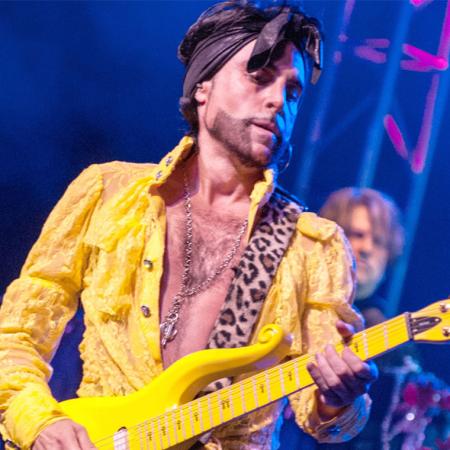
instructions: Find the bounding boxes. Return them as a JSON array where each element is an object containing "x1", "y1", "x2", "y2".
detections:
[{"x1": 194, "y1": 80, "x2": 212, "y2": 104}]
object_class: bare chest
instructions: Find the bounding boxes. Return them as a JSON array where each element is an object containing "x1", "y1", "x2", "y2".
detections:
[{"x1": 160, "y1": 204, "x2": 246, "y2": 368}]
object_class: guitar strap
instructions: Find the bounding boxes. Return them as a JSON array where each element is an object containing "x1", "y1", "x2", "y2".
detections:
[{"x1": 202, "y1": 188, "x2": 304, "y2": 393}]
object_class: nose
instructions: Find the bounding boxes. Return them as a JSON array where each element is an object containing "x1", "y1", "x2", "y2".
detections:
[
  {"x1": 358, "y1": 236, "x2": 374, "y2": 259},
  {"x1": 263, "y1": 80, "x2": 286, "y2": 114}
]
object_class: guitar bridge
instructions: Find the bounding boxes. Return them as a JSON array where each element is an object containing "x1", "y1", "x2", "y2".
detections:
[{"x1": 113, "y1": 426, "x2": 130, "y2": 450}]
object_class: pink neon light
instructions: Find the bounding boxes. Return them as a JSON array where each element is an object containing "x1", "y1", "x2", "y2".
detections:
[
  {"x1": 343, "y1": 0, "x2": 356, "y2": 28},
  {"x1": 411, "y1": 74, "x2": 440, "y2": 173},
  {"x1": 333, "y1": 51, "x2": 343, "y2": 64},
  {"x1": 401, "y1": 43, "x2": 448, "y2": 71},
  {"x1": 365, "y1": 39, "x2": 391, "y2": 48},
  {"x1": 338, "y1": 33, "x2": 349, "y2": 43},
  {"x1": 354, "y1": 46, "x2": 387, "y2": 64},
  {"x1": 438, "y1": 0, "x2": 450, "y2": 57},
  {"x1": 410, "y1": 0, "x2": 434, "y2": 7},
  {"x1": 384, "y1": 0, "x2": 450, "y2": 173},
  {"x1": 384, "y1": 115, "x2": 408, "y2": 160}
]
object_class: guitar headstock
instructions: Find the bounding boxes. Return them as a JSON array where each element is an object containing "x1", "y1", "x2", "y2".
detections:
[{"x1": 409, "y1": 300, "x2": 450, "y2": 343}]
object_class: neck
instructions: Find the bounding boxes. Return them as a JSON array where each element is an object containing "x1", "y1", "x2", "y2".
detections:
[{"x1": 186, "y1": 133, "x2": 267, "y2": 209}]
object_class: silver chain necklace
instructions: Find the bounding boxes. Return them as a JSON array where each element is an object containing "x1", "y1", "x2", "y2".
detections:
[{"x1": 160, "y1": 172, "x2": 248, "y2": 348}]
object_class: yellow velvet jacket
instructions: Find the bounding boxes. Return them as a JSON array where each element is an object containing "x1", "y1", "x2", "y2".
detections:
[{"x1": 0, "y1": 137, "x2": 370, "y2": 449}]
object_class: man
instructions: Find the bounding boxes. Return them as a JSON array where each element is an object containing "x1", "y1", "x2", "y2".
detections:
[
  {"x1": 320, "y1": 188, "x2": 404, "y2": 328},
  {"x1": 0, "y1": 2, "x2": 377, "y2": 449},
  {"x1": 318, "y1": 187, "x2": 407, "y2": 449}
]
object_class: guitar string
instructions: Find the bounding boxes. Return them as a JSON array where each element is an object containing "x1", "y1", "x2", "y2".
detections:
[
  {"x1": 92, "y1": 313, "x2": 424, "y2": 449},
  {"x1": 93, "y1": 312, "x2": 424, "y2": 449},
  {"x1": 92, "y1": 307, "x2": 447, "y2": 448}
]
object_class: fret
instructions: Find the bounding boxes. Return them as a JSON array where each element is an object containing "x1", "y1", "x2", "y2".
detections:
[
  {"x1": 279, "y1": 367, "x2": 286, "y2": 396},
  {"x1": 188, "y1": 403, "x2": 196, "y2": 437},
  {"x1": 294, "y1": 359, "x2": 300, "y2": 388},
  {"x1": 173, "y1": 408, "x2": 187, "y2": 443},
  {"x1": 191, "y1": 402, "x2": 204, "y2": 435},
  {"x1": 149, "y1": 419, "x2": 156, "y2": 450},
  {"x1": 197, "y1": 398, "x2": 205, "y2": 433},
  {"x1": 171, "y1": 411, "x2": 180, "y2": 446},
  {"x1": 217, "y1": 389, "x2": 233, "y2": 423},
  {"x1": 143, "y1": 421, "x2": 148, "y2": 450},
  {"x1": 283, "y1": 364, "x2": 297, "y2": 394},
  {"x1": 207, "y1": 394, "x2": 214, "y2": 430},
  {"x1": 137, "y1": 422, "x2": 143, "y2": 450},
  {"x1": 362, "y1": 330, "x2": 369, "y2": 359},
  {"x1": 383, "y1": 322, "x2": 389, "y2": 352},
  {"x1": 157, "y1": 417, "x2": 164, "y2": 450},
  {"x1": 240, "y1": 381, "x2": 247, "y2": 414},
  {"x1": 228, "y1": 387, "x2": 236, "y2": 418},
  {"x1": 217, "y1": 390, "x2": 224, "y2": 424},
  {"x1": 164, "y1": 413, "x2": 171, "y2": 448},
  {"x1": 266, "y1": 368, "x2": 283, "y2": 401},
  {"x1": 255, "y1": 374, "x2": 270, "y2": 406},
  {"x1": 265, "y1": 372, "x2": 272, "y2": 402},
  {"x1": 252, "y1": 376, "x2": 260, "y2": 408}
]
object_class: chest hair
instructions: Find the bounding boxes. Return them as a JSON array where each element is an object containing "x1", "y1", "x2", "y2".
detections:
[{"x1": 174, "y1": 208, "x2": 245, "y2": 289}]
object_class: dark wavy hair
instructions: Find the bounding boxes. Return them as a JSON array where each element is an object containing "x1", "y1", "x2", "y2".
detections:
[{"x1": 178, "y1": 0, "x2": 322, "y2": 137}]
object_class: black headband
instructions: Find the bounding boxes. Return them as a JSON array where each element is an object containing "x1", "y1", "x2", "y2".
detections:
[{"x1": 181, "y1": 9, "x2": 322, "y2": 99}]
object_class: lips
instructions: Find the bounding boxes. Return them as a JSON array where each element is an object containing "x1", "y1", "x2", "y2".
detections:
[{"x1": 251, "y1": 119, "x2": 280, "y2": 138}]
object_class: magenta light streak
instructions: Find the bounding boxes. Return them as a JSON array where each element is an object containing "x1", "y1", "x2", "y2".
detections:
[
  {"x1": 438, "y1": 0, "x2": 450, "y2": 58},
  {"x1": 410, "y1": 0, "x2": 434, "y2": 7},
  {"x1": 411, "y1": 74, "x2": 439, "y2": 173},
  {"x1": 384, "y1": 115, "x2": 408, "y2": 159},
  {"x1": 411, "y1": 0, "x2": 450, "y2": 173},
  {"x1": 343, "y1": 0, "x2": 356, "y2": 28},
  {"x1": 333, "y1": 51, "x2": 343, "y2": 64},
  {"x1": 354, "y1": 46, "x2": 387, "y2": 64},
  {"x1": 365, "y1": 38, "x2": 390, "y2": 48},
  {"x1": 401, "y1": 43, "x2": 448, "y2": 71}
]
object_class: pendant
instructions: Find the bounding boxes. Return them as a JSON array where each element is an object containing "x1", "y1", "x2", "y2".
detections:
[{"x1": 160, "y1": 312, "x2": 179, "y2": 348}]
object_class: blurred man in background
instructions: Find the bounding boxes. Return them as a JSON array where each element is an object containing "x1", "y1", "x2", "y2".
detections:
[
  {"x1": 318, "y1": 187, "x2": 408, "y2": 449},
  {"x1": 320, "y1": 187, "x2": 404, "y2": 328}
]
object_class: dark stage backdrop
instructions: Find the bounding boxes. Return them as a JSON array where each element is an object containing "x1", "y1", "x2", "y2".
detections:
[{"x1": 0, "y1": 0, "x2": 449, "y2": 412}]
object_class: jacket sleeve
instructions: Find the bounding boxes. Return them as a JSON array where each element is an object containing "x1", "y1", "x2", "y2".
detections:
[
  {"x1": 0, "y1": 164, "x2": 103, "y2": 449},
  {"x1": 289, "y1": 214, "x2": 371, "y2": 443}
]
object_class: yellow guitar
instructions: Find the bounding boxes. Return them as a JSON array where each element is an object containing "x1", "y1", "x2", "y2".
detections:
[{"x1": 59, "y1": 300, "x2": 450, "y2": 450}]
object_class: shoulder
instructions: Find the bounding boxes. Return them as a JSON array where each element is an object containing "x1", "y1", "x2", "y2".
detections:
[
  {"x1": 86, "y1": 161, "x2": 156, "y2": 203},
  {"x1": 271, "y1": 187, "x2": 341, "y2": 242},
  {"x1": 95, "y1": 160, "x2": 156, "y2": 179},
  {"x1": 296, "y1": 212, "x2": 339, "y2": 242}
]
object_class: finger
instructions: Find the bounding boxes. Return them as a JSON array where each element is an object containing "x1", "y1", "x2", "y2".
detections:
[
  {"x1": 34, "y1": 440, "x2": 63, "y2": 450},
  {"x1": 336, "y1": 320, "x2": 355, "y2": 340},
  {"x1": 342, "y1": 348, "x2": 379, "y2": 382},
  {"x1": 307, "y1": 359, "x2": 343, "y2": 407},
  {"x1": 318, "y1": 347, "x2": 357, "y2": 401},
  {"x1": 323, "y1": 345, "x2": 359, "y2": 392},
  {"x1": 76, "y1": 426, "x2": 97, "y2": 450},
  {"x1": 310, "y1": 352, "x2": 350, "y2": 403},
  {"x1": 60, "y1": 430, "x2": 84, "y2": 450}
]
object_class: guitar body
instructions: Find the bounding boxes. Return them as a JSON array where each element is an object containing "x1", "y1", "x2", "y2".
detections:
[{"x1": 60, "y1": 324, "x2": 292, "y2": 450}]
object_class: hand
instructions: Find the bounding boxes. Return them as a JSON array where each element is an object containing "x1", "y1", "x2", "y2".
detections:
[
  {"x1": 32, "y1": 419, "x2": 97, "y2": 450},
  {"x1": 307, "y1": 320, "x2": 378, "y2": 417}
]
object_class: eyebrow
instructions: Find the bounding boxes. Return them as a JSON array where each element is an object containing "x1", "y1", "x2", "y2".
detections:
[
  {"x1": 242, "y1": 58, "x2": 305, "y2": 89},
  {"x1": 266, "y1": 63, "x2": 305, "y2": 89}
]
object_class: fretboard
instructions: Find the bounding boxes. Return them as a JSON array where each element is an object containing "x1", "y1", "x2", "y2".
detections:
[{"x1": 138, "y1": 314, "x2": 410, "y2": 449}]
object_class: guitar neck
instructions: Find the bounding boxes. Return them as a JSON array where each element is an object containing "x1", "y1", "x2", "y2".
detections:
[{"x1": 148, "y1": 314, "x2": 411, "y2": 449}]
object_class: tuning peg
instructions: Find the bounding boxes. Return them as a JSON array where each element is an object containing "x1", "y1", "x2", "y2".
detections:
[{"x1": 440, "y1": 303, "x2": 450, "y2": 313}]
